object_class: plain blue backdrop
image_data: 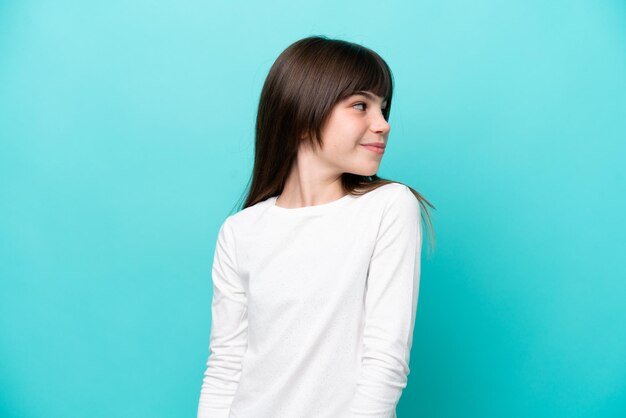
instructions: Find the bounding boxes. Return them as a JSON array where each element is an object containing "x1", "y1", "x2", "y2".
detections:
[{"x1": 1, "y1": 1, "x2": 625, "y2": 417}]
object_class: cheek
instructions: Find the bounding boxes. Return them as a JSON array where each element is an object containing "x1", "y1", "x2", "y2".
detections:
[
  {"x1": 318, "y1": 114, "x2": 365, "y2": 157},
  {"x1": 323, "y1": 137, "x2": 359, "y2": 158},
  {"x1": 324, "y1": 125, "x2": 361, "y2": 152}
]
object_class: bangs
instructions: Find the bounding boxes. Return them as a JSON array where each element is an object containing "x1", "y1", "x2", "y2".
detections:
[
  {"x1": 335, "y1": 46, "x2": 394, "y2": 118},
  {"x1": 353, "y1": 54, "x2": 392, "y2": 100}
]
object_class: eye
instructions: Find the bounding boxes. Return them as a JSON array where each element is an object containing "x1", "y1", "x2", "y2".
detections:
[{"x1": 353, "y1": 102, "x2": 388, "y2": 114}]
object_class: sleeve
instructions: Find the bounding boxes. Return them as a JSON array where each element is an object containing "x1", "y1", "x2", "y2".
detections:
[
  {"x1": 197, "y1": 217, "x2": 248, "y2": 418},
  {"x1": 348, "y1": 185, "x2": 423, "y2": 418}
]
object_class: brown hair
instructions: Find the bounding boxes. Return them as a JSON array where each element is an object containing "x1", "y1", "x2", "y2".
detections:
[{"x1": 231, "y1": 35, "x2": 436, "y2": 252}]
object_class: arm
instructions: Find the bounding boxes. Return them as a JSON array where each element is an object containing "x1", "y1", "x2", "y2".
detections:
[
  {"x1": 198, "y1": 217, "x2": 248, "y2": 418},
  {"x1": 349, "y1": 185, "x2": 423, "y2": 418}
]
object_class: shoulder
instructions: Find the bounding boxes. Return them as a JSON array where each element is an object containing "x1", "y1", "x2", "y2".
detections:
[
  {"x1": 352, "y1": 182, "x2": 420, "y2": 232},
  {"x1": 220, "y1": 195, "x2": 274, "y2": 235},
  {"x1": 371, "y1": 183, "x2": 420, "y2": 229},
  {"x1": 367, "y1": 182, "x2": 419, "y2": 211}
]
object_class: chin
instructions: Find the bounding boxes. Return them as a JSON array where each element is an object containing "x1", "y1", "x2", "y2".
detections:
[{"x1": 348, "y1": 165, "x2": 379, "y2": 177}]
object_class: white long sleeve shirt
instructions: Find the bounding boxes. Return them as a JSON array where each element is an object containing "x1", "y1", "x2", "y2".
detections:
[{"x1": 198, "y1": 182, "x2": 422, "y2": 418}]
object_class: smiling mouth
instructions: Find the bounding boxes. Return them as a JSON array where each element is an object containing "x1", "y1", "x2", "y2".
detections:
[{"x1": 361, "y1": 144, "x2": 385, "y2": 155}]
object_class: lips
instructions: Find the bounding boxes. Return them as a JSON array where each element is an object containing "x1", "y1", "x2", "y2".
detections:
[
  {"x1": 361, "y1": 143, "x2": 386, "y2": 149},
  {"x1": 361, "y1": 143, "x2": 385, "y2": 155}
]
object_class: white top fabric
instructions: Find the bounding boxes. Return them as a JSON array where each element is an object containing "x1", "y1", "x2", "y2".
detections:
[{"x1": 198, "y1": 182, "x2": 423, "y2": 418}]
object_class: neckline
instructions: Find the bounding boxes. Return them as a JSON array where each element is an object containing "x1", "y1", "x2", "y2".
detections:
[{"x1": 269, "y1": 192, "x2": 354, "y2": 215}]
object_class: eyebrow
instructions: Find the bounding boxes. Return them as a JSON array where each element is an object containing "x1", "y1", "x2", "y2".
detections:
[{"x1": 353, "y1": 91, "x2": 388, "y2": 106}]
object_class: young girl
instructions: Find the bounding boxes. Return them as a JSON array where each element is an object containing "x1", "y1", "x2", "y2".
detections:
[{"x1": 197, "y1": 35, "x2": 435, "y2": 418}]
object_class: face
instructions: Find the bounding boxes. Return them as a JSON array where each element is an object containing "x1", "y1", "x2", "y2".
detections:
[{"x1": 303, "y1": 91, "x2": 391, "y2": 177}]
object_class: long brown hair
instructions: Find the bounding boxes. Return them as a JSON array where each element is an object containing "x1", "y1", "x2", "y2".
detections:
[{"x1": 231, "y1": 35, "x2": 436, "y2": 253}]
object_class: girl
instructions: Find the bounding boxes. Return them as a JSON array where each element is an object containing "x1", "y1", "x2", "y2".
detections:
[{"x1": 198, "y1": 35, "x2": 435, "y2": 418}]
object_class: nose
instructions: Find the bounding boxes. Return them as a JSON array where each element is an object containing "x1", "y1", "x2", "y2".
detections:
[{"x1": 371, "y1": 112, "x2": 391, "y2": 135}]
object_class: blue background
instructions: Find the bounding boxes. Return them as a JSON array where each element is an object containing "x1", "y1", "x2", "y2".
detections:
[{"x1": 1, "y1": 1, "x2": 625, "y2": 417}]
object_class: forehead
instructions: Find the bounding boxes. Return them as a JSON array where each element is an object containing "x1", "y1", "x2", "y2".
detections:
[{"x1": 350, "y1": 90, "x2": 387, "y2": 103}]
